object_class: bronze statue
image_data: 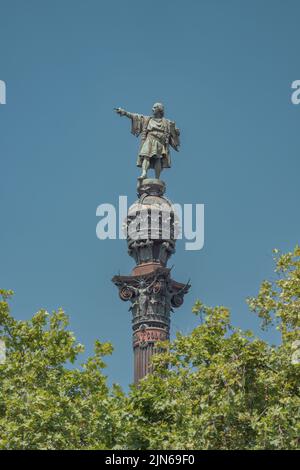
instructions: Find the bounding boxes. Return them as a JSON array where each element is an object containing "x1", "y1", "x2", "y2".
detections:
[{"x1": 114, "y1": 103, "x2": 180, "y2": 180}]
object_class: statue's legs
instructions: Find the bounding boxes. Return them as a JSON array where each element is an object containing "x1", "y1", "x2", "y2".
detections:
[
  {"x1": 154, "y1": 156, "x2": 162, "y2": 179},
  {"x1": 140, "y1": 157, "x2": 150, "y2": 179},
  {"x1": 139, "y1": 155, "x2": 162, "y2": 180}
]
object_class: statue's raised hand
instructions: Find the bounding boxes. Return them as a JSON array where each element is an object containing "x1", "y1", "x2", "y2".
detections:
[{"x1": 114, "y1": 107, "x2": 126, "y2": 116}]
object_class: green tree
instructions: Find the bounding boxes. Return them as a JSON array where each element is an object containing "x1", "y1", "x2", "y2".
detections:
[
  {"x1": 0, "y1": 290, "x2": 117, "y2": 449},
  {"x1": 116, "y1": 247, "x2": 300, "y2": 450},
  {"x1": 0, "y1": 247, "x2": 299, "y2": 450}
]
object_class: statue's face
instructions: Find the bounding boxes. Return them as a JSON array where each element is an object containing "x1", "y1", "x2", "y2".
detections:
[{"x1": 152, "y1": 103, "x2": 164, "y2": 118}]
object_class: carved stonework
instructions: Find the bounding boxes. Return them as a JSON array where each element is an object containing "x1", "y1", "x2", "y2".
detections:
[
  {"x1": 112, "y1": 178, "x2": 190, "y2": 383},
  {"x1": 133, "y1": 327, "x2": 168, "y2": 348},
  {"x1": 112, "y1": 266, "x2": 190, "y2": 382}
]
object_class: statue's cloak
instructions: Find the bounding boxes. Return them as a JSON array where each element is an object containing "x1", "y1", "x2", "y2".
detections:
[{"x1": 130, "y1": 114, "x2": 180, "y2": 168}]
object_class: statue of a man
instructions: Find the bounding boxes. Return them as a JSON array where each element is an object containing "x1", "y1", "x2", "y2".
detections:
[{"x1": 114, "y1": 103, "x2": 180, "y2": 180}]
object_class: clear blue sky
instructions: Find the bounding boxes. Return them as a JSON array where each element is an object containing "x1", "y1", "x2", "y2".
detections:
[{"x1": 1, "y1": 0, "x2": 299, "y2": 388}]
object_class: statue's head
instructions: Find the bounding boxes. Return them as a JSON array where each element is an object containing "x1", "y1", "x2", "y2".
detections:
[{"x1": 152, "y1": 102, "x2": 164, "y2": 118}]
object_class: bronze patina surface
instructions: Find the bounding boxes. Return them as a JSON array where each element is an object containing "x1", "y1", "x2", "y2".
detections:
[{"x1": 114, "y1": 103, "x2": 180, "y2": 182}]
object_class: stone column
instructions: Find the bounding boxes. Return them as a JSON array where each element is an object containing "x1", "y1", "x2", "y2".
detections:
[{"x1": 112, "y1": 179, "x2": 190, "y2": 383}]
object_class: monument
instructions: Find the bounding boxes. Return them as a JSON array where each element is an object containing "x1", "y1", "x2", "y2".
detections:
[{"x1": 112, "y1": 103, "x2": 190, "y2": 383}]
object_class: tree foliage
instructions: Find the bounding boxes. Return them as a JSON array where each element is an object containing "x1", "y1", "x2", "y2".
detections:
[{"x1": 0, "y1": 247, "x2": 299, "y2": 449}]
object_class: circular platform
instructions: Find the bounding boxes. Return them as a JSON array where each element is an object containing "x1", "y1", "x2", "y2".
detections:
[{"x1": 137, "y1": 178, "x2": 166, "y2": 197}]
